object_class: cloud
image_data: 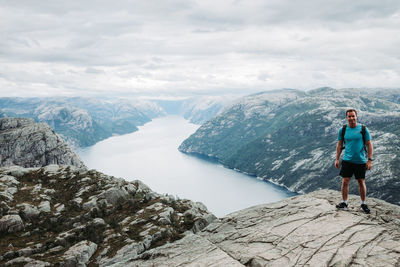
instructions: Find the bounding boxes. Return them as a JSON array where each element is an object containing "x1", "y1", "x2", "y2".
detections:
[{"x1": 0, "y1": 0, "x2": 400, "y2": 98}]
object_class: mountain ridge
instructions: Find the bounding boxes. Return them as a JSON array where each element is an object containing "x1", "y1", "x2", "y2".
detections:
[
  {"x1": 179, "y1": 88, "x2": 400, "y2": 205},
  {"x1": 0, "y1": 97, "x2": 166, "y2": 147}
]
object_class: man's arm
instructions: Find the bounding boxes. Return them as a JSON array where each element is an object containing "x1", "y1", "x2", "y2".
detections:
[
  {"x1": 335, "y1": 140, "x2": 342, "y2": 169},
  {"x1": 366, "y1": 140, "x2": 373, "y2": 170}
]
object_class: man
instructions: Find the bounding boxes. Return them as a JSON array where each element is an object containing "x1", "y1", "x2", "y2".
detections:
[{"x1": 335, "y1": 109, "x2": 373, "y2": 214}]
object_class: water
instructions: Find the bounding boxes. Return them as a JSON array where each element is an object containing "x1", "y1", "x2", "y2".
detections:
[{"x1": 77, "y1": 115, "x2": 295, "y2": 217}]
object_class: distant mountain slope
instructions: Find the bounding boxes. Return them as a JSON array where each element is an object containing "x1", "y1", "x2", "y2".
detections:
[
  {"x1": 179, "y1": 88, "x2": 400, "y2": 205},
  {"x1": 153, "y1": 96, "x2": 235, "y2": 124},
  {"x1": 0, "y1": 97, "x2": 166, "y2": 147},
  {"x1": 0, "y1": 118, "x2": 84, "y2": 168},
  {"x1": 180, "y1": 96, "x2": 236, "y2": 124}
]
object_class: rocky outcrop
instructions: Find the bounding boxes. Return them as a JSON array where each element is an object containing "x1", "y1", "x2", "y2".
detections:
[
  {"x1": 0, "y1": 165, "x2": 216, "y2": 266},
  {"x1": 0, "y1": 118, "x2": 85, "y2": 168},
  {"x1": 132, "y1": 189, "x2": 400, "y2": 266}
]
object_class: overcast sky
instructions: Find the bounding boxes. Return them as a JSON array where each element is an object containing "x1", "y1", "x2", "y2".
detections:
[{"x1": 1, "y1": 0, "x2": 399, "y2": 98}]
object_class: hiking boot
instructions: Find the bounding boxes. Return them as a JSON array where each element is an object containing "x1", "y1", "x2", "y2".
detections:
[
  {"x1": 361, "y1": 204, "x2": 370, "y2": 214},
  {"x1": 336, "y1": 202, "x2": 348, "y2": 211}
]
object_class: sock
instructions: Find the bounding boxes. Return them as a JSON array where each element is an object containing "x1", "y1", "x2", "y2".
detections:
[
  {"x1": 343, "y1": 200, "x2": 348, "y2": 204},
  {"x1": 361, "y1": 201, "x2": 366, "y2": 205}
]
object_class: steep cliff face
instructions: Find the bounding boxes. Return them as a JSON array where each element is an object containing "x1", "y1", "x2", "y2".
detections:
[
  {"x1": 0, "y1": 165, "x2": 216, "y2": 266},
  {"x1": 0, "y1": 118, "x2": 84, "y2": 168},
  {"x1": 131, "y1": 189, "x2": 400, "y2": 266},
  {"x1": 179, "y1": 88, "x2": 400, "y2": 205}
]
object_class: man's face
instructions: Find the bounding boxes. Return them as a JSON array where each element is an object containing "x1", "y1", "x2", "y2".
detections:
[{"x1": 346, "y1": 111, "x2": 357, "y2": 126}]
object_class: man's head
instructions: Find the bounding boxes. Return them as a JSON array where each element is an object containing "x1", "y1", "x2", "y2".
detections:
[
  {"x1": 346, "y1": 109, "x2": 357, "y2": 117},
  {"x1": 346, "y1": 109, "x2": 357, "y2": 127}
]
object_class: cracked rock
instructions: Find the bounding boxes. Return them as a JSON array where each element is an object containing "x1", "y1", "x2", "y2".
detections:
[{"x1": 130, "y1": 189, "x2": 400, "y2": 266}]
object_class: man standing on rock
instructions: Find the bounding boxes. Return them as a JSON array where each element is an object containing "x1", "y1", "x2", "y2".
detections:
[{"x1": 335, "y1": 109, "x2": 373, "y2": 214}]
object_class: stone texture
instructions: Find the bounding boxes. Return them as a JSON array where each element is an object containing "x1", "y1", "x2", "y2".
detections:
[
  {"x1": 99, "y1": 187, "x2": 130, "y2": 205},
  {"x1": 132, "y1": 189, "x2": 400, "y2": 266},
  {"x1": 127, "y1": 233, "x2": 243, "y2": 267},
  {"x1": 4, "y1": 256, "x2": 51, "y2": 266},
  {"x1": 17, "y1": 203, "x2": 40, "y2": 220},
  {"x1": 0, "y1": 118, "x2": 85, "y2": 168},
  {"x1": 61, "y1": 240, "x2": 97, "y2": 267},
  {"x1": 0, "y1": 215, "x2": 24, "y2": 233}
]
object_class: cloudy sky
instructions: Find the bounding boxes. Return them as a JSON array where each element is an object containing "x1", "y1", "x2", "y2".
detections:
[{"x1": 1, "y1": 0, "x2": 399, "y2": 98}]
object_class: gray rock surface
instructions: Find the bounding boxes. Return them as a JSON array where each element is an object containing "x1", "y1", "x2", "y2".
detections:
[
  {"x1": 61, "y1": 240, "x2": 97, "y2": 266},
  {"x1": 0, "y1": 215, "x2": 24, "y2": 233},
  {"x1": 132, "y1": 189, "x2": 400, "y2": 266},
  {"x1": 17, "y1": 203, "x2": 40, "y2": 219},
  {"x1": 0, "y1": 118, "x2": 85, "y2": 168}
]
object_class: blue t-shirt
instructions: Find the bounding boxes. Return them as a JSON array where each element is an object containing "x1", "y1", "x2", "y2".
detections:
[{"x1": 338, "y1": 124, "x2": 371, "y2": 164}]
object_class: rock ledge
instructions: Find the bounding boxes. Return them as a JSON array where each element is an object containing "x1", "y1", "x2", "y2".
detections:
[{"x1": 132, "y1": 189, "x2": 400, "y2": 266}]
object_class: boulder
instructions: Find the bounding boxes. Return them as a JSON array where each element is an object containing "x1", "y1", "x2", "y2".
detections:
[
  {"x1": 99, "y1": 187, "x2": 129, "y2": 205},
  {"x1": 61, "y1": 240, "x2": 97, "y2": 267},
  {"x1": 38, "y1": 201, "x2": 51, "y2": 213},
  {"x1": 18, "y1": 203, "x2": 40, "y2": 220},
  {"x1": 0, "y1": 215, "x2": 24, "y2": 233}
]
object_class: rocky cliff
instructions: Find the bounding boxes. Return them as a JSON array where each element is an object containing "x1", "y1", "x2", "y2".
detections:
[
  {"x1": 0, "y1": 165, "x2": 216, "y2": 266},
  {"x1": 0, "y1": 118, "x2": 84, "y2": 168},
  {"x1": 131, "y1": 189, "x2": 400, "y2": 266}
]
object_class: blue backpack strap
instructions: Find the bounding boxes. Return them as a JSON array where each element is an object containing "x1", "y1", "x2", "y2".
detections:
[{"x1": 341, "y1": 124, "x2": 347, "y2": 150}]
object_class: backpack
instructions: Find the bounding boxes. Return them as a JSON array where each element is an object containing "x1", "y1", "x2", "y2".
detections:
[{"x1": 340, "y1": 124, "x2": 367, "y2": 153}]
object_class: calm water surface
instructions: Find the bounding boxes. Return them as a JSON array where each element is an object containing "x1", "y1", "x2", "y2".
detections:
[{"x1": 77, "y1": 116, "x2": 295, "y2": 217}]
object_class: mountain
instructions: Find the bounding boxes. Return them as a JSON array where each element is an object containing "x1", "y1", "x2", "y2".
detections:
[
  {"x1": 179, "y1": 88, "x2": 400, "y2": 205},
  {"x1": 0, "y1": 118, "x2": 84, "y2": 168},
  {"x1": 120, "y1": 189, "x2": 400, "y2": 266},
  {"x1": 180, "y1": 96, "x2": 236, "y2": 124},
  {"x1": 0, "y1": 97, "x2": 166, "y2": 147},
  {"x1": 154, "y1": 96, "x2": 235, "y2": 124},
  {"x1": 0, "y1": 164, "x2": 216, "y2": 266}
]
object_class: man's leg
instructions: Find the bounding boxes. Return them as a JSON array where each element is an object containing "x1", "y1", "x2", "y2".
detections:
[
  {"x1": 341, "y1": 177, "x2": 351, "y2": 201},
  {"x1": 357, "y1": 178, "x2": 370, "y2": 213},
  {"x1": 357, "y1": 178, "x2": 367, "y2": 202},
  {"x1": 337, "y1": 177, "x2": 351, "y2": 210}
]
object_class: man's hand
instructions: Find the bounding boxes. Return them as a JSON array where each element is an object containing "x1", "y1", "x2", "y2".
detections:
[
  {"x1": 335, "y1": 159, "x2": 340, "y2": 169},
  {"x1": 366, "y1": 160, "x2": 372, "y2": 170}
]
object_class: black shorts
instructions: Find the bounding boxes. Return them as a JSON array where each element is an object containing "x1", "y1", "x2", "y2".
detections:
[{"x1": 340, "y1": 160, "x2": 366, "y2": 179}]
